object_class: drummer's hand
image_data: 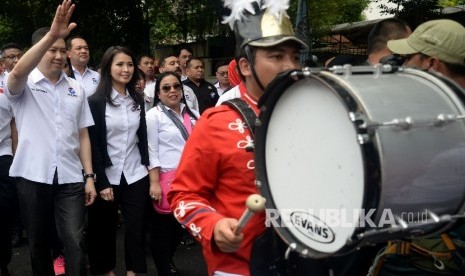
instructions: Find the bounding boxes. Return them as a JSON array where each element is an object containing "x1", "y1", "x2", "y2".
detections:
[{"x1": 213, "y1": 218, "x2": 243, "y2": 253}]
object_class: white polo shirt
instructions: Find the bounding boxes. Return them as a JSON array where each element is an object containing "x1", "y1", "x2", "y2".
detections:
[
  {"x1": 146, "y1": 103, "x2": 199, "y2": 172},
  {"x1": 0, "y1": 91, "x2": 13, "y2": 157},
  {"x1": 104, "y1": 89, "x2": 148, "y2": 185},
  {"x1": 72, "y1": 66, "x2": 100, "y2": 97},
  {"x1": 4, "y1": 69, "x2": 94, "y2": 184}
]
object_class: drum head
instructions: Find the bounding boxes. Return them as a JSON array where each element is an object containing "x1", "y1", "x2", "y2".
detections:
[{"x1": 256, "y1": 77, "x2": 365, "y2": 257}]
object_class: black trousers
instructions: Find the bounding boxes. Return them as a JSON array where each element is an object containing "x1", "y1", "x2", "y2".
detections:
[
  {"x1": 150, "y1": 209, "x2": 183, "y2": 276},
  {"x1": 87, "y1": 174, "x2": 149, "y2": 274},
  {"x1": 0, "y1": 155, "x2": 16, "y2": 269},
  {"x1": 16, "y1": 174, "x2": 87, "y2": 276}
]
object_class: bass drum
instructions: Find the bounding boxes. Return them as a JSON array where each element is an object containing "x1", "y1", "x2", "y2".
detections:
[{"x1": 254, "y1": 67, "x2": 465, "y2": 258}]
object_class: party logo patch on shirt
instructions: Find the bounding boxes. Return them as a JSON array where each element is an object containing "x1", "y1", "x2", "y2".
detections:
[
  {"x1": 67, "y1": 87, "x2": 78, "y2": 97},
  {"x1": 92, "y1": 77, "x2": 98, "y2": 84}
]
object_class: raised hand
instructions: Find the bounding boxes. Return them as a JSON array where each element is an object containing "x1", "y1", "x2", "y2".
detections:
[{"x1": 49, "y1": 0, "x2": 77, "y2": 40}]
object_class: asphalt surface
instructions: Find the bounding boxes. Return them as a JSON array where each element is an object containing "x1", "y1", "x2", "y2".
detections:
[{"x1": 8, "y1": 227, "x2": 208, "y2": 276}]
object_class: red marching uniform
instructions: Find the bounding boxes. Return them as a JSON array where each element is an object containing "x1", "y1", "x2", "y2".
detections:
[{"x1": 168, "y1": 82, "x2": 266, "y2": 276}]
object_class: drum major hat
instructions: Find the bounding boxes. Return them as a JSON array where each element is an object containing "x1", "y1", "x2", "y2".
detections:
[
  {"x1": 222, "y1": 0, "x2": 308, "y2": 51},
  {"x1": 387, "y1": 19, "x2": 465, "y2": 66}
]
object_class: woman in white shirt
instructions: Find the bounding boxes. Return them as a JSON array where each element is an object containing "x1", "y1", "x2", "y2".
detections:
[
  {"x1": 146, "y1": 71, "x2": 199, "y2": 276},
  {"x1": 87, "y1": 46, "x2": 149, "y2": 276}
]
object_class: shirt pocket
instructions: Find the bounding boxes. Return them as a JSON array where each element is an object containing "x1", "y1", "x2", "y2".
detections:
[{"x1": 63, "y1": 97, "x2": 81, "y2": 122}]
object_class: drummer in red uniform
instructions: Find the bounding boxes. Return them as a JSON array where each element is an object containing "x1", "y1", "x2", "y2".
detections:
[{"x1": 167, "y1": 1, "x2": 310, "y2": 275}]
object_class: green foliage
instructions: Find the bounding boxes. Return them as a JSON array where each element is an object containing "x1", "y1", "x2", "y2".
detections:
[
  {"x1": 374, "y1": 0, "x2": 462, "y2": 27},
  {"x1": 0, "y1": 0, "x2": 370, "y2": 61},
  {"x1": 439, "y1": 0, "x2": 465, "y2": 6},
  {"x1": 147, "y1": 0, "x2": 230, "y2": 48},
  {"x1": 289, "y1": 0, "x2": 371, "y2": 38}
]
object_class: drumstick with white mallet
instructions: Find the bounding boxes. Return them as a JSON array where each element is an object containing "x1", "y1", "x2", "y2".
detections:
[{"x1": 233, "y1": 194, "x2": 266, "y2": 235}]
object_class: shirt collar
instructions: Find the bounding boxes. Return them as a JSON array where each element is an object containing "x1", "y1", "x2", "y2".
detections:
[
  {"x1": 30, "y1": 68, "x2": 66, "y2": 85},
  {"x1": 110, "y1": 88, "x2": 129, "y2": 101},
  {"x1": 161, "y1": 102, "x2": 186, "y2": 112},
  {"x1": 72, "y1": 65, "x2": 89, "y2": 76}
]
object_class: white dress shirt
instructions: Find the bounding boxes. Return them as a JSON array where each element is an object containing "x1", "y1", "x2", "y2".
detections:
[
  {"x1": 143, "y1": 82, "x2": 156, "y2": 112},
  {"x1": 146, "y1": 103, "x2": 199, "y2": 172},
  {"x1": 182, "y1": 85, "x2": 200, "y2": 113},
  {"x1": 5, "y1": 69, "x2": 94, "y2": 184},
  {"x1": 0, "y1": 71, "x2": 7, "y2": 93},
  {"x1": 72, "y1": 66, "x2": 100, "y2": 97},
  {"x1": 105, "y1": 89, "x2": 148, "y2": 185},
  {"x1": 0, "y1": 92, "x2": 13, "y2": 157},
  {"x1": 214, "y1": 81, "x2": 226, "y2": 96}
]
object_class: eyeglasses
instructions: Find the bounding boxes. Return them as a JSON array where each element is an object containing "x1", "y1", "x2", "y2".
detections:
[
  {"x1": 161, "y1": 83, "x2": 182, "y2": 93},
  {"x1": 216, "y1": 71, "x2": 228, "y2": 77},
  {"x1": 4, "y1": 54, "x2": 23, "y2": 61}
]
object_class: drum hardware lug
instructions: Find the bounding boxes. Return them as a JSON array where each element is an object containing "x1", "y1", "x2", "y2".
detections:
[
  {"x1": 349, "y1": 112, "x2": 365, "y2": 123},
  {"x1": 394, "y1": 216, "x2": 409, "y2": 229},
  {"x1": 349, "y1": 112, "x2": 370, "y2": 130},
  {"x1": 374, "y1": 64, "x2": 383, "y2": 78},
  {"x1": 339, "y1": 64, "x2": 352, "y2": 79},
  {"x1": 284, "y1": 243, "x2": 297, "y2": 260},
  {"x1": 425, "y1": 210, "x2": 440, "y2": 223},
  {"x1": 301, "y1": 67, "x2": 313, "y2": 77},
  {"x1": 255, "y1": 180, "x2": 262, "y2": 188},
  {"x1": 434, "y1": 114, "x2": 463, "y2": 127},
  {"x1": 255, "y1": 118, "x2": 262, "y2": 127},
  {"x1": 301, "y1": 249, "x2": 309, "y2": 257},
  {"x1": 290, "y1": 71, "x2": 301, "y2": 81},
  {"x1": 366, "y1": 117, "x2": 414, "y2": 130},
  {"x1": 330, "y1": 64, "x2": 395, "y2": 75},
  {"x1": 395, "y1": 117, "x2": 413, "y2": 130},
  {"x1": 357, "y1": 134, "x2": 370, "y2": 145},
  {"x1": 245, "y1": 143, "x2": 255, "y2": 152}
]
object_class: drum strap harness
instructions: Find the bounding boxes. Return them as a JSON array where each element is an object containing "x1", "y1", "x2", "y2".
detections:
[{"x1": 370, "y1": 234, "x2": 465, "y2": 275}]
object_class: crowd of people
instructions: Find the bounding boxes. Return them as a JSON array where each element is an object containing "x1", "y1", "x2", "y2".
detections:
[{"x1": 1, "y1": 0, "x2": 465, "y2": 276}]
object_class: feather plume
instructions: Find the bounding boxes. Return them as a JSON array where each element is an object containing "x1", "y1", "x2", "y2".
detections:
[
  {"x1": 261, "y1": 0, "x2": 290, "y2": 22},
  {"x1": 222, "y1": 0, "x2": 261, "y2": 30}
]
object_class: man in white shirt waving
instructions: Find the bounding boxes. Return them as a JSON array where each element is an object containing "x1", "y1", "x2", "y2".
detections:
[{"x1": 4, "y1": 1, "x2": 96, "y2": 275}]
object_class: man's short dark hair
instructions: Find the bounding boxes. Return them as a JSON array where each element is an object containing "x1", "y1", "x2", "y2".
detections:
[
  {"x1": 136, "y1": 54, "x2": 153, "y2": 65},
  {"x1": 65, "y1": 35, "x2": 84, "y2": 50},
  {"x1": 32, "y1": 27, "x2": 51, "y2": 45},
  {"x1": 1, "y1": 42, "x2": 22, "y2": 53},
  {"x1": 186, "y1": 57, "x2": 203, "y2": 69},
  {"x1": 159, "y1": 53, "x2": 177, "y2": 68},
  {"x1": 176, "y1": 46, "x2": 193, "y2": 57},
  {"x1": 215, "y1": 60, "x2": 229, "y2": 72},
  {"x1": 367, "y1": 18, "x2": 410, "y2": 54}
]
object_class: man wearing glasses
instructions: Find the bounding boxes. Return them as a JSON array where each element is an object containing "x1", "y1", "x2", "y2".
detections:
[
  {"x1": 1, "y1": 43, "x2": 24, "y2": 73},
  {"x1": 214, "y1": 60, "x2": 232, "y2": 96}
]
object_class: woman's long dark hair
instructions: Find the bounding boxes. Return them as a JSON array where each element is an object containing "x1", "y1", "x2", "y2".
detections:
[
  {"x1": 93, "y1": 46, "x2": 143, "y2": 106},
  {"x1": 153, "y1": 72, "x2": 198, "y2": 120}
]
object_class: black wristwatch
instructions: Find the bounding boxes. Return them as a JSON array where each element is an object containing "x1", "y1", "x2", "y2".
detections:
[{"x1": 83, "y1": 173, "x2": 97, "y2": 181}]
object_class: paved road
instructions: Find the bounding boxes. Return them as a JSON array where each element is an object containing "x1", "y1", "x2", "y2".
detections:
[{"x1": 8, "y1": 227, "x2": 208, "y2": 276}]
